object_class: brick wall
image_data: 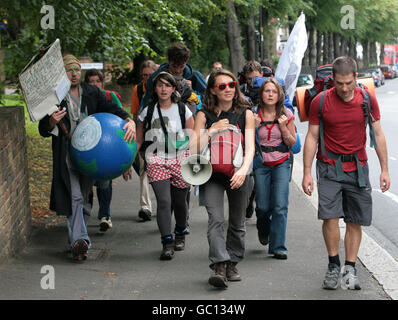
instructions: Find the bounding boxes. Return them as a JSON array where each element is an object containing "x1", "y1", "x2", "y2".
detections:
[{"x1": 0, "y1": 106, "x2": 31, "y2": 264}]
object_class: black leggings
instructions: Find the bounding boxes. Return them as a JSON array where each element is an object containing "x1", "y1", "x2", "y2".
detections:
[{"x1": 151, "y1": 180, "x2": 189, "y2": 238}]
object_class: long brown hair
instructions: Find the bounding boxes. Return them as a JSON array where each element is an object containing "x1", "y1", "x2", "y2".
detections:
[
  {"x1": 203, "y1": 69, "x2": 251, "y2": 115},
  {"x1": 258, "y1": 77, "x2": 285, "y2": 119}
]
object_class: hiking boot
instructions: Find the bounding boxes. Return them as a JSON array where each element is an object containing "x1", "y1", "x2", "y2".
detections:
[
  {"x1": 226, "y1": 262, "x2": 241, "y2": 282},
  {"x1": 258, "y1": 233, "x2": 269, "y2": 246},
  {"x1": 174, "y1": 234, "x2": 185, "y2": 251},
  {"x1": 341, "y1": 265, "x2": 361, "y2": 290},
  {"x1": 322, "y1": 263, "x2": 341, "y2": 290},
  {"x1": 99, "y1": 217, "x2": 112, "y2": 232},
  {"x1": 138, "y1": 209, "x2": 152, "y2": 222},
  {"x1": 72, "y1": 239, "x2": 88, "y2": 262},
  {"x1": 208, "y1": 262, "x2": 228, "y2": 288},
  {"x1": 273, "y1": 252, "x2": 288, "y2": 260},
  {"x1": 160, "y1": 241, "x2": 174, "y2": 260}
]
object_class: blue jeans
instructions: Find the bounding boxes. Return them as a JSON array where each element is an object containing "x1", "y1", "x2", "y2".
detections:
[
  {"x1": 96, "y1": 180, "x2": 112, "y2": 220},
  {"x1": 254, "y1": 159, "x2": 291, "y2": 254}
]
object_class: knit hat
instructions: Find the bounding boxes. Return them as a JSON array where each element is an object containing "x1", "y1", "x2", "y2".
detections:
[{"x1": 63, "y1": 54, "x2": 81, "y2": 68}]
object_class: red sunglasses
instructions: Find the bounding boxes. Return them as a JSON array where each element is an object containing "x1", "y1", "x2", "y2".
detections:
[{"x1": 213, "y1": 81, "x2": 237, "y2": 91}]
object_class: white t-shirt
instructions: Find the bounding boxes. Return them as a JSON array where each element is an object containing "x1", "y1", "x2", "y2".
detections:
[{"x1": 139, "y1": 102, "x2": 192, "y2": 158}]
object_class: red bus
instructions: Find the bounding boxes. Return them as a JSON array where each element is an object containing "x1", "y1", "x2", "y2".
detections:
[{"x1": 384, "y1": 44, "x2": 398, "y2": 65}]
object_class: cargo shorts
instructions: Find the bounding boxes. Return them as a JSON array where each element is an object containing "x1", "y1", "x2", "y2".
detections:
[{"x1": 316, "y1": 160, "x2": 372, "y2": 226}]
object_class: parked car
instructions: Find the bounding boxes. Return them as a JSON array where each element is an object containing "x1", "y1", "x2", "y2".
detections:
[
  {"x1": 365, "y1": 69, "x2": 382, "y2": 87},
  {"x1": 380, "y1": 65, "x2": 395, "y2": 79},
  {"x1": 358, "y1": 71, "x2": 373, "y2": 79},
  {"x1": 296, "y1": 74, "x2": 314, "y2": 88}
]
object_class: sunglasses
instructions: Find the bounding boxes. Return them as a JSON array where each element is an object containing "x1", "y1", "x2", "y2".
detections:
[{"x1": 213, "y1": 81, "x2": 237, "y2": 91}]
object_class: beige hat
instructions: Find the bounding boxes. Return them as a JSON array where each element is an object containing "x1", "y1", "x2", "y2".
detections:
[{"x1": 63, "y1": 54, "x2": 81, "y2": 68}]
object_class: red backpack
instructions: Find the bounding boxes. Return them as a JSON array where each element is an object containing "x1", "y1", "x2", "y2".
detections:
[
  {"x1": 200, "y1": 108, "x2": 246, "y2": 178},
  {"x1": 304, "y1": 64, "x2": 334, "y2": 117}
]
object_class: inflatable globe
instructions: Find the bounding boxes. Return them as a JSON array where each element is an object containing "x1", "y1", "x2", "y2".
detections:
[{"x1": 70, "y1": 113, "x2": 137, "y2": 180}]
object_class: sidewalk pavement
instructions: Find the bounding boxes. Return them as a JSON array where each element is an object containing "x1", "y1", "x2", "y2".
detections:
[{"x1": 0, "y1": 162, "x2": 391, "y2": 301}]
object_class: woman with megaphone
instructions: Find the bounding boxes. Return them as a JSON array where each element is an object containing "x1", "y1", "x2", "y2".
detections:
[
  {"x1": 126, "y1": 71, "x2": 194, "y2": 261},
  {"x1": 191, "y1": 69, "x2": 255, "y2": 289}
]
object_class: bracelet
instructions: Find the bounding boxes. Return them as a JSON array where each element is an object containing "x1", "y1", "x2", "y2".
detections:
[{"x1": 283, "y1": 133, "x2": 291, "y2": 140}]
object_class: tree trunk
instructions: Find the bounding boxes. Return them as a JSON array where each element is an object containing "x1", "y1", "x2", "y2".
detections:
[
  {"x1": 247, "y1": 13, "x2": 256, "y2": 61},
  {"x1": 226, "y1": 0, "x2": 245, "y2": 74},
  {"x1": 327, "y1": 33, "x2": 333, "y2": 62},
  {"x1": 261, "y1": 9, "x2": 270, "y2": 60},
  {"x1": 380, "y1": 42, "x2": 385, "y2": 65},
  {"x1": 369, "y1": 42, "x2": 377, "y2": 66},
  {"x1": 348, "y1": 37, "x2": 356, "y2": 59},
  {"x1": 341, "y1": 36, "x2": 348, "y2": 56},
  {"x1": 323, "y1": 33, "x2": 329, "y2": 65},
  {"x1": 333, "y1": 32, "x2": 340, "y2": 59},
  {"x1": 308, "y1": 28, "x2": 315, "y2": 66},
  {"x1": 316, "y1": 30, "x2": 322, "y2": 66},
  {"x1": 362, "y1": 40, "x2": 369, "y2": 68}
]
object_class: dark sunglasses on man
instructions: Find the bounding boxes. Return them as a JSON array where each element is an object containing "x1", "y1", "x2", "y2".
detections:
[{"x1": 213, "y1": 81, "x2": 237, "y2": 91}]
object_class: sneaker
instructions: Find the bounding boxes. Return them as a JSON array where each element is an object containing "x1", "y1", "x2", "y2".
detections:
[
  {"x1": 174, "y1": 234, "x2": 185, "y2": 251},
  {"x1": 226, "y1": 262, "x2": 241, "y2": 282},
  {"x1": 160, "y1": 242, "x2": 174, "y2": 260},
  {"x1": 72, "y1": 239, "x2": 88, "y2": 262},
  {"x1": 322, "y1": 263, "x2": 341, "y2": 290},
  {"x1": 209, "y1": 262, "x2": 228, "y2": 288},
  {"x1": 341, "y1": 265, "x2": 361, "y2": 290},
  {"x1": 99, "y1": 217, "x2": 112, "y2": 232},
  {"x1": 138, "y1": 209, "x2": 151, "y2": 222}
]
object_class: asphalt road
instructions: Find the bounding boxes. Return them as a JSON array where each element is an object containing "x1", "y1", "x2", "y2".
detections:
[{"x1": 294, "y1": 77, "x2": 398, "y2": 261}]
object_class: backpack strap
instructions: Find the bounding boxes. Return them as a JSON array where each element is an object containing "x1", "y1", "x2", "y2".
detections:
[
  {"x1": 105, "y1": 90, "x2": 112, "y2": 101},
  {"x1": 359, "y1": 88, "x2": 377, "y2": 149},
  {"x1": 261, "y1": 145, "x2": 290, "y2": 153},
  {"x1": 177, "y1": 101, "x2": 186, "y2": 130},
  {"x1": 318, "y1": 91, "x2": 327, "y2": 156}
]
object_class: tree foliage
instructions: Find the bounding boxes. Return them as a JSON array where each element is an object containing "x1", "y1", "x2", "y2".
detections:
[{"x1": 2, "y1": 0, "x2": 398, "y2": 82}]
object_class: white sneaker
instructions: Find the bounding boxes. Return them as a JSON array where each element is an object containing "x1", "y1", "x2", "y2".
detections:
[
  {"x1": 99, "y1": 217, "x2": 112, "y2": 232},
  {"x1": 341, "y1": 265, "x2": 361, "y2": 290}
]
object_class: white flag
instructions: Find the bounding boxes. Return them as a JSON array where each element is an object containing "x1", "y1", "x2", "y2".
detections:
[{"x1": 275, "y1": 12, "x2": 308, "y2": 101}]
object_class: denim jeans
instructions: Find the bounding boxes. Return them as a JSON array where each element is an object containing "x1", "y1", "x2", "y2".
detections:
[
  {"x1": 96, "y1": 180, "x2": 112, "y2": 220},
  {"x1": 254, "y1": 159, "x2": 291, "y2": 254}
]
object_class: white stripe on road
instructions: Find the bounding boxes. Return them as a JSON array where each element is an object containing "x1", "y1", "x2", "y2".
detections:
[
  {"x1": 292, "y1": 159, "x2": 398, "y2": 299},
  {"x1": 374, "y1": 189, "x2": 398, "y2": 205}
]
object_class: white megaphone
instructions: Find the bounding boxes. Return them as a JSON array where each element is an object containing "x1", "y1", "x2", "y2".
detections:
[{"x1": 181, "y1": 153, "x2": 213, "y2": 186}]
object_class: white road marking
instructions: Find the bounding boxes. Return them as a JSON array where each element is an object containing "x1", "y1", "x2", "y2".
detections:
[
  {"x1": 292, "y1": 159, "x2": 398, "y2": 299},
  {"x1": 374, "y1": 189, "x2": 398, "y2": 205}
]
